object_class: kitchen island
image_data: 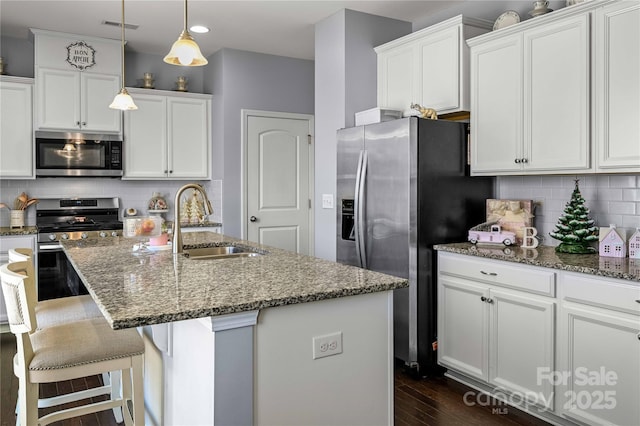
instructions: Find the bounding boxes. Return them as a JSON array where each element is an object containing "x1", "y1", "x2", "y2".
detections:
[{"x1": 61, "y1": 231, "x2": 407, "y2": 426}]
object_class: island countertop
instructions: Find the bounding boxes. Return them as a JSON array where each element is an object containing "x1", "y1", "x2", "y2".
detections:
[
  {"x1": 435, "y1": 242, "x2": 640, "y2": 282},
  {"x1": 61, "y1": 232, "x2": 408, "y2": 329}
]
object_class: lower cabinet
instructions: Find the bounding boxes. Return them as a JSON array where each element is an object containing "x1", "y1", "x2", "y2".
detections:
[
  {"x1": 438, "y1": 260, "x2": 555, "y2": 410},
  {"x1": 0, "y1": 234, "x2": 37, "y2": 324},
  {"x1": 438, "y1": 251, "x2": 640, "y2": 426},
  {"x1": 557, "y1": 273, "x2": 640, "y2": 426}
]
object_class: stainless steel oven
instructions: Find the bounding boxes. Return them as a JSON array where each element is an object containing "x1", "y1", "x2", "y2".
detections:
[
  {"x1": 35, "y1": 131, "x2": 123, "y2": 177},
  {"x1": 36, "y1": 198, "x2": 122, "y2": 301}
]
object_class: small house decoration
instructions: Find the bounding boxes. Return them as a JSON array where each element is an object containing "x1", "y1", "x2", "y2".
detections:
[
  {"x1": 599, "y1": 225, "x2": 627, "y2": 258},
  {"x1": 629, "y1": 228, "x2": 640, "y2": 259},
  {"x1": 549, "y1": 179, "x2": 598, "y2": 254}
]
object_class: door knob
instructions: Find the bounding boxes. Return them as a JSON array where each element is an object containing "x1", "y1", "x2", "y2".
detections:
[{"x1": 250, "y1": 216, "x2": 257, "y2": 222}]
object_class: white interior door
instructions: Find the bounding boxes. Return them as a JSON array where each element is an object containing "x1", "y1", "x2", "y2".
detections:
[{"x1": 244, "y1": 111, "x2": 313, "y2": 255}]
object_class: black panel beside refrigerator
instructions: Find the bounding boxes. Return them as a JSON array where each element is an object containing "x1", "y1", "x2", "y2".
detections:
[{"x1": 336, "y1": 117, "x2": 494, "y2": 377}]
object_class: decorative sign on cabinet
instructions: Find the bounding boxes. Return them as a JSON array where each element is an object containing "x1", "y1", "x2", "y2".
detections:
[
  {"x1": 123, "y1": 88, "x2": 211, "y2": 180},
  {"x1": 375, "y1": 15, "x2": 492, "y2": 117},
  {"x1": 0, "y1": 76, "x2": 34, "y2": 179},
  {"x1": 31, "y1": 29, "x2": 122, "y2": 134},
  {"x1": 468, "y1": 0, "x2": 639, "y2": 176}
]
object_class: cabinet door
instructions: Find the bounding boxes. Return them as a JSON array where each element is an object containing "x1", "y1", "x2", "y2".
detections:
[
  {"x1": 167, "y1": 97, "x2": 209, "y2": 179},
  {"x1": 36, "y1": 67, "x2": 79, "y2": 130},
  {"x1": 489, "y1": 289, "x2": 555, "y2": 410},
  {"x1": 470, "y1": 34, "x2": 523, "y2": 174},
  {"x1": 81, "y1": 73, "x2": 121, "y2": 133},
  {"x1": 559, "y1": 304, "x2": 640, "y2": 426},
  {"x1": 524, "y1": 14, "x2": 591, "y2": 172},
  {"x1": 438, "y1": 276, "x2": 489, "y2": 381},
  {"x1": 595, "y1": 1, "x2": 640, "y2": 172},
  {"x1": 377, "y1": 44, "x2": 416, "y2": 114},
  {"x1": 123, "y1": 94, "x2": 168, "y2": 179},
  {"x1": 0, "y1": 81, "x2": 33, "y2": 178},
  {"x1": 418, "y1": 25, "x2": 460, "y2": 113}
]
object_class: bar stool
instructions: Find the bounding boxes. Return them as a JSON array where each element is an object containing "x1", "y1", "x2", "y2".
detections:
[
  {"x1": 7, "y1": 248, "x2": 125, "y2": 423},
  {"x1": 8, "y1": 248, "x2": 104, "y2": 328},
  {"x1": 1, "y1": 261, "x2": 145, "y2": 425}
]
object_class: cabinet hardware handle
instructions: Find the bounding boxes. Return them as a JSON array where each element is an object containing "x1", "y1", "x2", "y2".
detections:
[
  {"x1": 81, "y1": 122, "x2": 86, "y2": 126},
  {"x1": 635, "y1": 300, "x2": 640, "y2": 304},
  {"x1": 514, "y1": 158, "x2": 521, "y2": 164},
  {"x1": 164, "y1": 170, "x2": 168, "y2": 173},
  {"x1": 522, "y1": 158, "x2": 528, "y2": 164},
  {"x1": 486, "y1": 298, "x2": 494, "y2": 304},
  {"x1": 480, "y1": 296, "x2": 487, "y2": 302},
  {"x1": 480, "y1": 270, "x2": 497, "y2": 276},
  {"x1": 637, "y1": 333, "x2": 640, "y2": 341},
  {"x1": 76, "y1": 121, "x2": 80, "y2": 126},
  {"x1": 169, "y1": 170, "x2": 173, "y2": 174}
]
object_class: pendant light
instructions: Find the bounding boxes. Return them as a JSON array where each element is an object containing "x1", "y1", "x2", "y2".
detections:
[
  {"x1": 109, "y1": 0, "x2": 137, "y2": 110},
  {"x1": 164, "y1": 0, "x2": 208, "y2": 66}
]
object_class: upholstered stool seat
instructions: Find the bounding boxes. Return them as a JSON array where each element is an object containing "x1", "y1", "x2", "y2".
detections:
[{"x1": 1, "y1": 261, "x2": 145, "y2": 425}]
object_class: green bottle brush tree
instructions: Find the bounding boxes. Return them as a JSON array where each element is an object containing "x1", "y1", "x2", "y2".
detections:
[{"x1": 549, "y1": 180, "x2": 599, "y2": 254}]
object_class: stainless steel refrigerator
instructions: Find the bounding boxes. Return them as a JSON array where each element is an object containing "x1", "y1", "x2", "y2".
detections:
[{"x1": 336, "y1": 117, "x2": 494, "y2": 375}]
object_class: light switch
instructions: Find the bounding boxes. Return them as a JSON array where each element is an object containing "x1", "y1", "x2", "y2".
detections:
[{"x1": 322, "y1": 194, "x2": 334, "y2": 209}]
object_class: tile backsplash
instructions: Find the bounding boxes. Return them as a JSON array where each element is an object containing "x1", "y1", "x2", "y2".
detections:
[
  {"x1": 497, "y1": 174, "x2": 640, "y2": 246},
  {"x1": 0, "y1": 179, "x2": 223, "y2": 227}
]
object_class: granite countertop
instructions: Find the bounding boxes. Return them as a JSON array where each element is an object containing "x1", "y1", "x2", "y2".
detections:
[
  {"x1": 62, "y1": 232, "x2": 408, "y2": 329},
  {"x1": 0, "y1": 226, "x2": 38, "y2": 236},
  {"x1": 435, "y1": 242, "x2": 640, "y2": 282}
]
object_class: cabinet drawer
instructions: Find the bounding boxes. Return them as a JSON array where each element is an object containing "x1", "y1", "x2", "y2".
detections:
[
  {"x1": 438, "y1": 252, "x2": 555, "y2": 296},
  {"x1": 562, "y1": 272, "x2": 640, "y2": 316}
]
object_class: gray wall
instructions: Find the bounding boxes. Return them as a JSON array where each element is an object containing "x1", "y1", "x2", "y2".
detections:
[
  {"x1": 208, "y1": 48, "x2": 314, "y2": 238},
  {"x1": 314, "y1": 9, "x2": 411, "y2": 261},
  {"x1": 0, "y1": 35, "x2": 34, "y2": 77}
]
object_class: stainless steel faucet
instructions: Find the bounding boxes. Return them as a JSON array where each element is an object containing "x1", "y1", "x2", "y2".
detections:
[{"x1": 172, "y1": 183, "x2": 214, "y2": 254}]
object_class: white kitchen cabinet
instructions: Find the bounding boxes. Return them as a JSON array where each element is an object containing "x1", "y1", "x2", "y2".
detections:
[
  {"x1": 557, "y1": 272, "x2": 640, "y2": 426},
  {"x1": 36, "y1": 67, "x2": 121, "y2": 133},
  {"x1": 375, "y1": 15, "x2": 491, "y2": 116},
  {"x1": 0, "y1": 77, "x2": 34, "y2": 179},
  {"x1": 123, "y1": 89, "x2": 211, "y2": 180},
  {"x1": 438, "y1": 252, "x2": 556, "y2": 410},
  {"x1": 0, "y1": 234, "x2": 37, "y2": 324},
  {"x1": 594, "y1": 1, "x2": 640, "y2": 172},
  {"x1": 470, "y1": 8, "x2": 592, "y2": 175},
  {"x1": 32, "y1": 29, "x2": 122, "y2": 134}
]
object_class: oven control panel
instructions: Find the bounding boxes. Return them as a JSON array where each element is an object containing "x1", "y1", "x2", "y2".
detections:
[{"x1": 39, "y1": 230, "x2": 122, "y2": 243}]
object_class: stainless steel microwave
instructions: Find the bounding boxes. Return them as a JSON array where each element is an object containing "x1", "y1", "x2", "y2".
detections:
[{"x1": 35, "y1": 132, "x2": 123, "y2": 177}]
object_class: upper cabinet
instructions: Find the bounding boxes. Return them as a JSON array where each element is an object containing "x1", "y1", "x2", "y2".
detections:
[
  {"x1": 375, "y1": 15, "x2": 492, "y2": 117},
  {"x1": 0, "y1": 76, "x2": 34, "y2": 179},
  {"x1": 469, "y1": 0, "x2": 640, "y2": 176},
  {"x1": 31, "y1": 29, "x2": 122, "y2": 134},
  {"x1": 594, "y1": 1, "x2": 640, "y2": 172},
  {"x1": 123, "y1": 88, "x2": 211, "y2": 180}
]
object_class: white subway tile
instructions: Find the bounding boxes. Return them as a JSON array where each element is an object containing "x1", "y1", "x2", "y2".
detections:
[
  {"x1": 595, "y1": 175, "x2": 610, "y2": 188},
  {"x1": 608, "y1": 202, "x2": 636, "y2": 215},
  {"x1": 609, "y1": 175, "x2": 637, "y2": 188},
  {"x1": 623, "y1": 189, "x2": 640, "y2": 202},
  {"x1": 596, "y1": 188, "x2": 623, "y2": 201}
]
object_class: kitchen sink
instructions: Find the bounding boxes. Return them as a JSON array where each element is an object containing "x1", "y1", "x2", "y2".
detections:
[{"x1": 182, "y1": 245, "x2": 263, "y2": 260}]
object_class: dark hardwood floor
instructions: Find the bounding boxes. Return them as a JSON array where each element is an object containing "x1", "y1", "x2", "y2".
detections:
[{"x1": 2, "y1": 332, "x2": 549, "y2": 425}]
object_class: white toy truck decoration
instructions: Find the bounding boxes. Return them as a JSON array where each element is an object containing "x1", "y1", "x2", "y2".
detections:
[{"x1": 468, "y1": 222, "x2": 517, "y2": 246}]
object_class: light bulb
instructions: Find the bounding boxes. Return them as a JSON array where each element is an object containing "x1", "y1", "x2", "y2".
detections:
[{"x1": 177, "y1": 45, "x2": 196, "y2": 66}]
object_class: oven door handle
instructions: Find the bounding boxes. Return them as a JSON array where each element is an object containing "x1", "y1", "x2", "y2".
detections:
[{"x1": 39, "y1": 244, "x2": 63, "y2": 251}]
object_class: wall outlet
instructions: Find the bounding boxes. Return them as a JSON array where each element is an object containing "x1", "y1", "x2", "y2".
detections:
[
  {"x1": 312, "y1": 331, "x2": 342, "y2": 359},
  {"x1": 322, "y1": 194, "x2": 334, "y2": 209}
]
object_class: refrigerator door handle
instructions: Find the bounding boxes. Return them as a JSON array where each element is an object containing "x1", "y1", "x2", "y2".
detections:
[
  {"x1": 357, "y1": 150, "x2": 368, "y2": 269},
  {"x1": 354, "y1": 150, "x2": 364, "y2": 268}
]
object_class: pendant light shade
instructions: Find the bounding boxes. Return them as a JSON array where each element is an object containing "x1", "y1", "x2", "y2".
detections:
[
  {"x1": 110, "y1": 0, "x2": 137, "y2": 110},
  {"x1": 164, "y1": 0, "x2": 208, "y2": 66}
]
